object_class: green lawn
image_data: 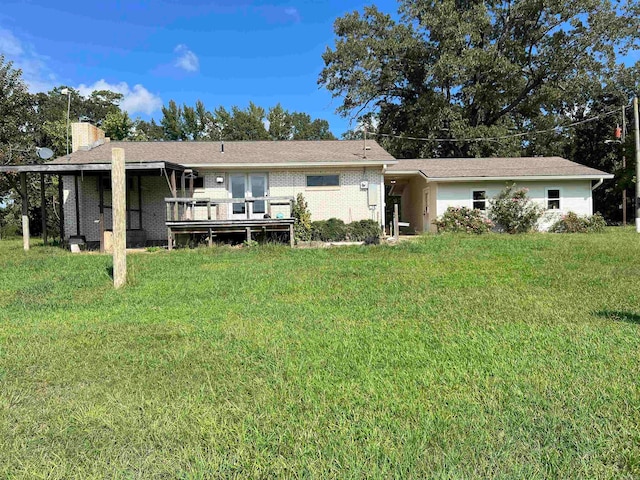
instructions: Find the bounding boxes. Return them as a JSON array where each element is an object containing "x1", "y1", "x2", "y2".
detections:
[{"x1": 0, "y1": 230, "x2": 639, "y2": 478}]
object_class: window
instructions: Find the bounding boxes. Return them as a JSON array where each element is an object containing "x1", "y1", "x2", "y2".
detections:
[
  {"x1": 472, "y1": 190, "x2": 487, "y2": 210},
  {"x1": 547, "y1": 189, "x2": 561, "y2": 210},
  {"x1": 191, "y1": 176, "x2": 204, "y2": 189},
  {"x1": 306, "y1": 174, "x2": 339, "y2": 187}
]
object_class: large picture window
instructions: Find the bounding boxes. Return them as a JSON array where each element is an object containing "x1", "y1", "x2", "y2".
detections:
[
  {"x1": 547, "y1": 189, "x2": 561, "y2": 210},
  {"x1": 306, "y1": 174, "x2": 339, "y2": 187}
]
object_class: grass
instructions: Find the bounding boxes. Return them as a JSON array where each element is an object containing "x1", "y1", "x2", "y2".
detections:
[{"x1": 0, "y1": 229, "x2": 639, "y2": 478}]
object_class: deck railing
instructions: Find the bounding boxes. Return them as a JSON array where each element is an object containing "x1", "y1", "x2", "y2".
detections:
[{"x1": 164, "y1": 196, "x2": 295, "y2": 222}]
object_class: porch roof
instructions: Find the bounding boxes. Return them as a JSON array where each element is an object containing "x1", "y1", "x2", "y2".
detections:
[
  {"x1": 387, "y1": 157, "x2": 613, "y2": 181},
  {"x1": 0, "y1": 160, "x2": 189, "y2": 175}
]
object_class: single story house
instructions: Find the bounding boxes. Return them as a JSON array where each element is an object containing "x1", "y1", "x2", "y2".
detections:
[
  {"x1": 386, "y1": 157, "x2": 614, "y2": 232},
  {"x1": 0, "y1": 122, "x2": 614, "y2": 249}
]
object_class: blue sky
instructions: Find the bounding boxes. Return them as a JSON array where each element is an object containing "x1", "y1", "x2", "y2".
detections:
[{"x1": 0, "y1": 0, "x2": 400, "y2": 136}]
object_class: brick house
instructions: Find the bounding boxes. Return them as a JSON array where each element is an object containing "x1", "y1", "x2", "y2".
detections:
[{"x1": 1, "y1": 122, "x2": 613, "y2": 249}]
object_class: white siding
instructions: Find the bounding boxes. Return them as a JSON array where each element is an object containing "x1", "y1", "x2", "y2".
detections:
[{"x1": 434, "y1": 180, "x2": 594, "y2": 231}]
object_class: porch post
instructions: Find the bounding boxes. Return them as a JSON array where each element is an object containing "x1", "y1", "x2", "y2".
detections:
[
  {"x1": 393, "y1": 203, "x2": 399, "y2": 241},
  {"x1": 20, "y1": 172, "x2": 29, "y2": 251},
  {"x1": 58, "y1": 174, "x2": 65, "y2": 243},
  {"x1": 40, "y1": 173, "x2": 47, "y2": 245},
  {"x1": 170, "y1": 170, "x2": 178, "y2": 220},
  {"x1": 98, "y1": 173, "x2": 105, "y2": 253},
  {"x1": 137, "y1": 175, "x2": 143, "y2": 229},
  {"x1": 289, "y1": 223, "x2": 294, "y2": 247},
  {"x1": 74, "y1": 175, "x2": 80, "y2": 236}
]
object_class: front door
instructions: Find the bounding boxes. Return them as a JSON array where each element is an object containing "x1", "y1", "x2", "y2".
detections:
[{"x1": 229, "y1": 173, "x2": 268, "y2": 219}]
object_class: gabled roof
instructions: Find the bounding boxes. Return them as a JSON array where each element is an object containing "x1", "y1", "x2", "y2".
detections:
[
  {"x1": 387, "y1": 157, "x2": 612, "y2": 180},
  {"x1": 47, "y1": 140, "x2": 396, "y2": 167}
]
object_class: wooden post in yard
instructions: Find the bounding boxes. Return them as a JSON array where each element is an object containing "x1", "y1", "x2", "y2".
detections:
[
  {"x1": 633, "y1": 96, "x2": 640, "y2": 233},
  {"x1": 20, "y1": 172, "x2": 29, "y2": 251},
  {"x1": 112, "y1": 148, "x2": 127, "y2": 288},
  {"x1": 393, "y1": 203, "x2": 399, "y2": 241},
  {"x1": 40, "y1": 173, "x2": 47, "y2": 245}
]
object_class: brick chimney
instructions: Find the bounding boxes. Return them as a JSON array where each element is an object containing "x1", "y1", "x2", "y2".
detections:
[{"x1": 71, "y1": 122, "x2": 110, "y2": 153}]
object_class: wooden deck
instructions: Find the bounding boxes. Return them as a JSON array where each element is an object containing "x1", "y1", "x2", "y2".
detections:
[{"x1": 165, "y1": 196, "x2": 296, "y2": 249}]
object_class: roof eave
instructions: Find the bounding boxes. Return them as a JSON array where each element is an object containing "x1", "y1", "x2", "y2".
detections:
[
  {"x1": 179, "y1": 160, "x2": 397, "y2": 168},
  {"x1": 423, "y1": 174, "x2": 614, "y2": 182}
]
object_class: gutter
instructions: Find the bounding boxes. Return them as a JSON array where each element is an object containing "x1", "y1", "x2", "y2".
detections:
[
  {"x1": 591, "y1": 178, "x2": 605, "y2": 191},
  {"x1": 422, "y1": 174, "x2": 615, "y2": 183},
  {"x1": 181, "y1": 160, "x2": 398, "y2": 169}
]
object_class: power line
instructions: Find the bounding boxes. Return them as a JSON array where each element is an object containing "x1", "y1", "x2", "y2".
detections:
[{"x1": 367, "y1": 106, "x2": 625, "y2": 143}]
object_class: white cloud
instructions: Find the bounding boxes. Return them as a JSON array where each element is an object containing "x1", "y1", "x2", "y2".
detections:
[
  {"x1": 0, "y1": 27, "x2": 56, "y2": 92},
  {"x1": 174, "y1": 44, "x2": 199, "y2": 72},
  {"x1": 0, "y1": 28, "x2": 23, "y2": 56},
  {"x1": 77, "y1": 80, "x2": 163, "y2": 116}
]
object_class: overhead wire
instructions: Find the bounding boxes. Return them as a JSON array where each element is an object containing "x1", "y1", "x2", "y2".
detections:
[{"x1": 365, "y1": 105, "x2": 627, "y2": 143}]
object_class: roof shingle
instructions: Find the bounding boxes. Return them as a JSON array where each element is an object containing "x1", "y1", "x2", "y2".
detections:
[
  {"x1": 388, "y1": 157, "x2": 611, "y2": 178},
  {"x1": 48, "y1": 140, "x2": 395, "y2": 166}
]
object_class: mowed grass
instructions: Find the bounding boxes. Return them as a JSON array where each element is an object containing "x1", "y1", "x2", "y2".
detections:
[{"x1": 0, "y1": 230, "x2": 639, "y2": 479}]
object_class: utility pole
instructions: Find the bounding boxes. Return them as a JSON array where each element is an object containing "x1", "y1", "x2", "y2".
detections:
[
  {"x1": 634, "y1": 96, "x2": 640, "y2": 233},
  {"x1": 622, "y1": 105, "x2": 627, "y2": 226}
]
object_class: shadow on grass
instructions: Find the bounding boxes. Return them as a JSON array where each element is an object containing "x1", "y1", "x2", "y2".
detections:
[
  {"x1": 106, "y1": 266, "x2": 114, "y2": 280},
  {"x1": 594, "y1": 310, "x2": 640, "y2": 325}
]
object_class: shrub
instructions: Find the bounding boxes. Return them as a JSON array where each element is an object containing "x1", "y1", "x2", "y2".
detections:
[
  {"x1": 434, "y1": 206, "x2": 493, "y2": 234},
  {"x1": 549, "y1": 212, "x2": 606, "y2": 233},
  {"x1": 488, "y1": 184, "x2": 543, "y2": 234},
  {"x1": 311, "y1": 218, "x2": 347, "y2": 241},
  {"x1": 347, "y1": 219, "x2": 381, "y2": 241},
  {"x1": 291, "y1": 193, "x2": 311, "y2": 242}
]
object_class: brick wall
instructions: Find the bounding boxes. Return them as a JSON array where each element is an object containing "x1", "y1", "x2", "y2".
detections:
[
  {"x1": 63, "y1": 167, "x2": 386, "y2": 243},
  {"x1": 63, "y1": 174, "x2": 170, "y2": 242},
  {"x1": 71, "y1": 123, "x2": 106, "y2": 153}
]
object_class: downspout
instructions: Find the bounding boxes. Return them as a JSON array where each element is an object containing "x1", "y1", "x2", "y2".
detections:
[
  {"x1": 380, "y1": 164, "x2": 387, "y2": 232},
  {"x1": 591, "y1": 178, "x2": 604, "y2": 191}
]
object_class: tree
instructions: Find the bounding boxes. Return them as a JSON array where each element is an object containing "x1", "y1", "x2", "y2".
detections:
[
  {"x1": 161, "y1": 100, "x2": 186, "y2": 140},
  {"x1": 132, "y1": 119, "x2": 165, "y2": 141},
  {"x1": 102, "y1": 110, "x2": 133, "y2": 140},
  {"x1": 0, "y1": 55, "x2": 35, "y2": 202},
  {"x1": 290, "y1": 112, "x2": 335, "y2": 140},
  {"x1": 0, "y1": 56, "x2": 58, "y2": 239},
  {"x1": 319, "y1": 1, "x2": 640, "y2": 159},
  {"x1": 268, "y1": 103, "x2": 292, "y2": 140},
  {"x1": 224, "y1": 102, "x2": 269, "y2": 141}
]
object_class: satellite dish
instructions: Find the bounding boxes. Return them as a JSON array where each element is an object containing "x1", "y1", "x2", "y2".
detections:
[{"x1": 36, "y1": 147, "x2": 54, "y2": 160}]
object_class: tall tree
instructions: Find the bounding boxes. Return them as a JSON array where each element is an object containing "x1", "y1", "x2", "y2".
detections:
[
  {"x1": 268, "y1": 103, "x2": 293, "y2": 140},
  {"x1": 102, "y1": 110, "x2": 133, "y2": 140},
  {"x1": 290, "y1": 112, "x2": 336, "y2": 140},
  {"x1": 319, "y1": 1, "x2": 640, "y2": 158},
  {"x1": 161, "y1": 100, "x2": 186, "y2": 140},
  {"x1": 224, "y1": 102, "x2": 269, "y2": 140},
  {"x1": 132, "y1": 119, "x2": 165, "y2": 141}
]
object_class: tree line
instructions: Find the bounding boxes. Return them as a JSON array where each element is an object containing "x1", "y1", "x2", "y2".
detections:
[
  {"x1": 320, "y1": 0, "x2": 640, "y2": 223},
  {"x1": 0, "y1": 55, "x2": 337, "y2": 237}
]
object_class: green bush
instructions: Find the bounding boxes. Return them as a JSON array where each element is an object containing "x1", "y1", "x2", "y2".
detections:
[
  {"x1": 291, "y1": 193, "x2": 311, "y2": 242},
  {"x1": 347, "y1": 219, "x2": 381, "y2": 241},
  {"x1": 489, "y1": 184, "x2": 543, "y2": 234},
  {"x1": 549, "y1": 212, "x2": 606, "y2": 233},
  {"x1": 311, "y1": 218, "x2": 347, "y2": 241},
  {"x1": 434, "y1": 206, "x2": 493, "y2": 234}
]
